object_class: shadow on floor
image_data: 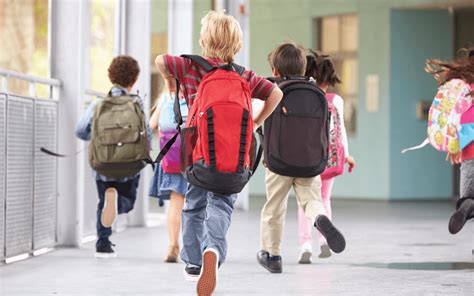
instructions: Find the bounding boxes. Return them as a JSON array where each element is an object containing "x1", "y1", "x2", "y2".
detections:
[
  {"x1": 398, "y1": 243, "x2": 456, "y2": 247},
  {"x1": 353, "y1": 262, "x2": 474, "y2": 271}
]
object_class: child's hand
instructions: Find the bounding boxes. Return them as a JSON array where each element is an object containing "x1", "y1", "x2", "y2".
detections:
[
  {"x1": 346, "y1": 156, "x2": 356, "y2": 173},
  {"x1": 253, "y1": 120, "x2": 261, "y2": 132},
  {"x1": 446, "y1": 152, "x2": 461, "y2": 165}
]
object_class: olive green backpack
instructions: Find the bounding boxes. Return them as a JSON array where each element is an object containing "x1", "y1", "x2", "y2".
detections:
[{"x1": 89, "y1": 89, "x2": 150, "y2": 178}]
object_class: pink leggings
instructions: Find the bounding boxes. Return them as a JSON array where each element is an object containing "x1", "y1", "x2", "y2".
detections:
[{"x1": 298, "y1": 177, "x2": 334, "y2": 245}]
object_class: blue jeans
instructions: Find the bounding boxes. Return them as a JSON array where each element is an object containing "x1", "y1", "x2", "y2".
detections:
[
  {"x1": 95, "y1": 175, "x2": 140, "y2": 243},
  {"x1": 181, "y1": 184, "x2": 237, "y2": 266}
]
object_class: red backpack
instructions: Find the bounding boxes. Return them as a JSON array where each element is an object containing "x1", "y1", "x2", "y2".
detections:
[{"x1": 172, "y1": 55, "x2": 262, "y2": 195}]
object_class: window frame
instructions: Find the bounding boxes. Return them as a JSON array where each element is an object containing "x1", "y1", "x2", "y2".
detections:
[{"x1": 315, "y1": 13, "x2": 359, "y2": 136}]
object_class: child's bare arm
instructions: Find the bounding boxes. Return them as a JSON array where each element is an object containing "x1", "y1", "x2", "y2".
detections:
[
  {"x1": 149, "y1": 102, "x2": 161, "y2": 131},
  {"x1": 253, "y1": 87, "x2": 283, "y2": 129},
  {"x1": 155, "y1": 55, "x2": 177, "y2": 92}
]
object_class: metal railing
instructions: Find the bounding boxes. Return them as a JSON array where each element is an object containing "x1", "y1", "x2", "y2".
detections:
[{"x1": 0, "y1": 69, "x2": 61, "y2": 263}]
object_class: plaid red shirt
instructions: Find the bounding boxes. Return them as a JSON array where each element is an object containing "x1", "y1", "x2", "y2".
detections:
[{"x1": 163, "y1": 55, "x2": 275, "y2": 105}]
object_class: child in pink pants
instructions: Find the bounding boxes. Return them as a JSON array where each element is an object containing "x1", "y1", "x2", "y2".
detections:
[{"x1": 297, "y1": 50, "x2": 356, "y2": 263}]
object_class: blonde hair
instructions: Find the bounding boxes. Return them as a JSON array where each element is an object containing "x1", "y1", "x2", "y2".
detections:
[{"x1": 199, "y1": 11, "x2": 243, "y2": 63}]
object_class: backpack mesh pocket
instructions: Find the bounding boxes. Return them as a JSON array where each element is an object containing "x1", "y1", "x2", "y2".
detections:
[{"x1": 180, "y1": 126, "x2": 198, "y2": 171}]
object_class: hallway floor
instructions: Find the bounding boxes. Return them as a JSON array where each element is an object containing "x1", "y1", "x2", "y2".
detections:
[{"x1": 1, "y1": 198, "x2": 472, "y2": 295}]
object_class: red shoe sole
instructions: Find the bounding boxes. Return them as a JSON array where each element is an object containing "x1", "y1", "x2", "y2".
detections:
[{"x1": 197, "y1": 250, "x2": 218, "y2": 296}]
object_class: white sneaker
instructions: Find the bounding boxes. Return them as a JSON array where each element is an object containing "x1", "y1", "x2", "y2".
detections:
[
  {"x1": 197, "y1": 248, "x2": 219, "y2": 296},
  {"x1": 298, "y1": 241, "x2": 312, "y2": 264},
  {"x1": 101, "y1": 188, "x2": 118, "y2": 228},
  {"x1": 319, "y1": 243, "x2": 332, "y2": 258}
]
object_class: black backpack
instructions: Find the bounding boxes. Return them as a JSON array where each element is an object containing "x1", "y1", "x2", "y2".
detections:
[{"x1": 263, "y1": 76, "x2": 329, "y2": 177}]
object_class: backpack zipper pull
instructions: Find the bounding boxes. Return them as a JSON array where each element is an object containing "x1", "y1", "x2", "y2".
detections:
[
  {"x1": 282, "y1": 107, "x2": 288, "y2": 115},
  {"x1": 199, "y1": 112, "x2": 204, "y2": 117}
]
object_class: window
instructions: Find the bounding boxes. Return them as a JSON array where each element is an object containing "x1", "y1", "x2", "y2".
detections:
[
  {"x1": 317, "y1": 14, "x2": 358, "y2": 135},
  {"x1": 0, "y1": 0, "x2": 49, "y2": 96},
  {"x1": 89, "y1": 0, "x2": 116, "y2": 91}
]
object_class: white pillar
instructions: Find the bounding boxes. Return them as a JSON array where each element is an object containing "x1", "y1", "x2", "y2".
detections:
[
  {"x1": 123, "y1": 0, "x2": 152, "y2": 227},
  {"x1": 228, "y1": 0, "x2": 249, "y2": 68},
  {"x1": 50, "y1": 0, "x2": 89, "y2": 246}
]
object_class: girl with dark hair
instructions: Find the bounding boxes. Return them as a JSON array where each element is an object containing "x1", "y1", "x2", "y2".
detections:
[
  {"x1": 426, "y1": 48, "x2": 474, "y2": 234},
  {"x1": 296, "y1": 50, "x2": 356, "y2": 263}
]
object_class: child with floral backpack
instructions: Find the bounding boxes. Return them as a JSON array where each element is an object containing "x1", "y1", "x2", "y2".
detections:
[
  {"x1": 424, "y1": 48, "x2": 474, "y2": 234},
  {"x1": 296, "y1": 50, "x2": 356, "y2": 263},
  {"x1": 149, "y1": 89, "x2": 188, "y2": 263}
]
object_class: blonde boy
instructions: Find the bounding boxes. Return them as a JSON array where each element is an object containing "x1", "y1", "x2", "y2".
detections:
[{"x1": 155, "y1": 11, "x2": 282, "y2": 295}]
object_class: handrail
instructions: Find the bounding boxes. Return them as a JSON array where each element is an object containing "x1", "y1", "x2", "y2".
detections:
[{"x1": 0, "y1": 69, "x2": 61, "y2": 87}]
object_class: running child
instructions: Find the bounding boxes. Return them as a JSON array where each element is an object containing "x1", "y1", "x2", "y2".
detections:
[
  {"x1": 75, "y1": 55, "x2": 152, "y2": 258},
  {"x1": 155, "y1": 11, "x2": 283, "y2": 295},
  {"x1": 296, "y1": 50, "x2": 356, "y2": 263},
  {"x1": 149, "y1": 88, "x2": 188, "y2": 263},
  {"x1": 258, "y1": 42, "x2": 346, "y2": 274}
]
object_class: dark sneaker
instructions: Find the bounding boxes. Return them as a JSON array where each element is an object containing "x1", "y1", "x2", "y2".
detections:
[
  {"x1": 94, "y1": 239, "x2": 116, "y2": 259},
  {"x1": 183, "y1": 264, "x2": 201, "y2": 282},
  {"x1": 197, "y1": 248, "x2": 219, "y2": 296},
  {"x1": 449, "y1": 198, "x2": 474, "y2": 234},
  {"x1": 257, "y1": 250, "x2": 282, "y2": 273},
  {"x1": 314, "y1": 215, "x2": 346, "y2": 253}
]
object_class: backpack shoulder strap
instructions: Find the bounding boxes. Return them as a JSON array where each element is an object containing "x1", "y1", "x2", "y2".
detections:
[
  {"x1": 266, "y1": 77, "x2": 284, "y2": 84},
  {"x1": 283, "y1": 76, "x2": 310, "y2": 81},
  {"x1": 326, "y1": 93, "x2": 336, "y2": 102},
  {"x1": 231, "y1": 63, "x2": 245, "y2": 76},
  {"x1": 181, "y1": 54, "x2": 214, "y2": 73},
  {"x1": 181, "y1": 54, "x2": 246, "y2": 76}
]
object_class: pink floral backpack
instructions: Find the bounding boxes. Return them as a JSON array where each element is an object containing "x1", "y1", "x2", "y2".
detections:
[
  {"x1": 321, "y1": 93, "x2": 345, "y2": 180},
  {"x1": 427, "y1": 79, "x2": 472, "y2": 153},
  {"x1": 402, "y1": 79, "x2": 472, "y2": 154}
]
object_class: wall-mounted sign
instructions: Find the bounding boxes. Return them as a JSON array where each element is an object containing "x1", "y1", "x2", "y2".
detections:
[{"x1": 366, "y1": 74, "x2": 379, "y2": 113}]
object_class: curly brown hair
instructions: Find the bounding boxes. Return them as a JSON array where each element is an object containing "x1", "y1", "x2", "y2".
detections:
[
  {"x1": 425, "y1": 47, "x2": 474, "y2": 86},
  {"x1": 108, "y1": 55, "x2": 140, "y2": 88},
  {"x1": 305, "y1": 49, "x2": 341, "y2": 87}
]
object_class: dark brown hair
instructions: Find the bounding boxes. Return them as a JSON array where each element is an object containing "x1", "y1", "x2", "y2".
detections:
[
  {"x1": 108, "y1": 55, "x2": 140, "y2": 88},
  {"x1": 305, "y1": 49, "x2": 341, "y2": 87},
  {"x1": 269, "y1": 42, "x2": 307, "y2": 77},
  {"x1": 425, "y1": 48, "x2": 474, "y2": 86}
]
